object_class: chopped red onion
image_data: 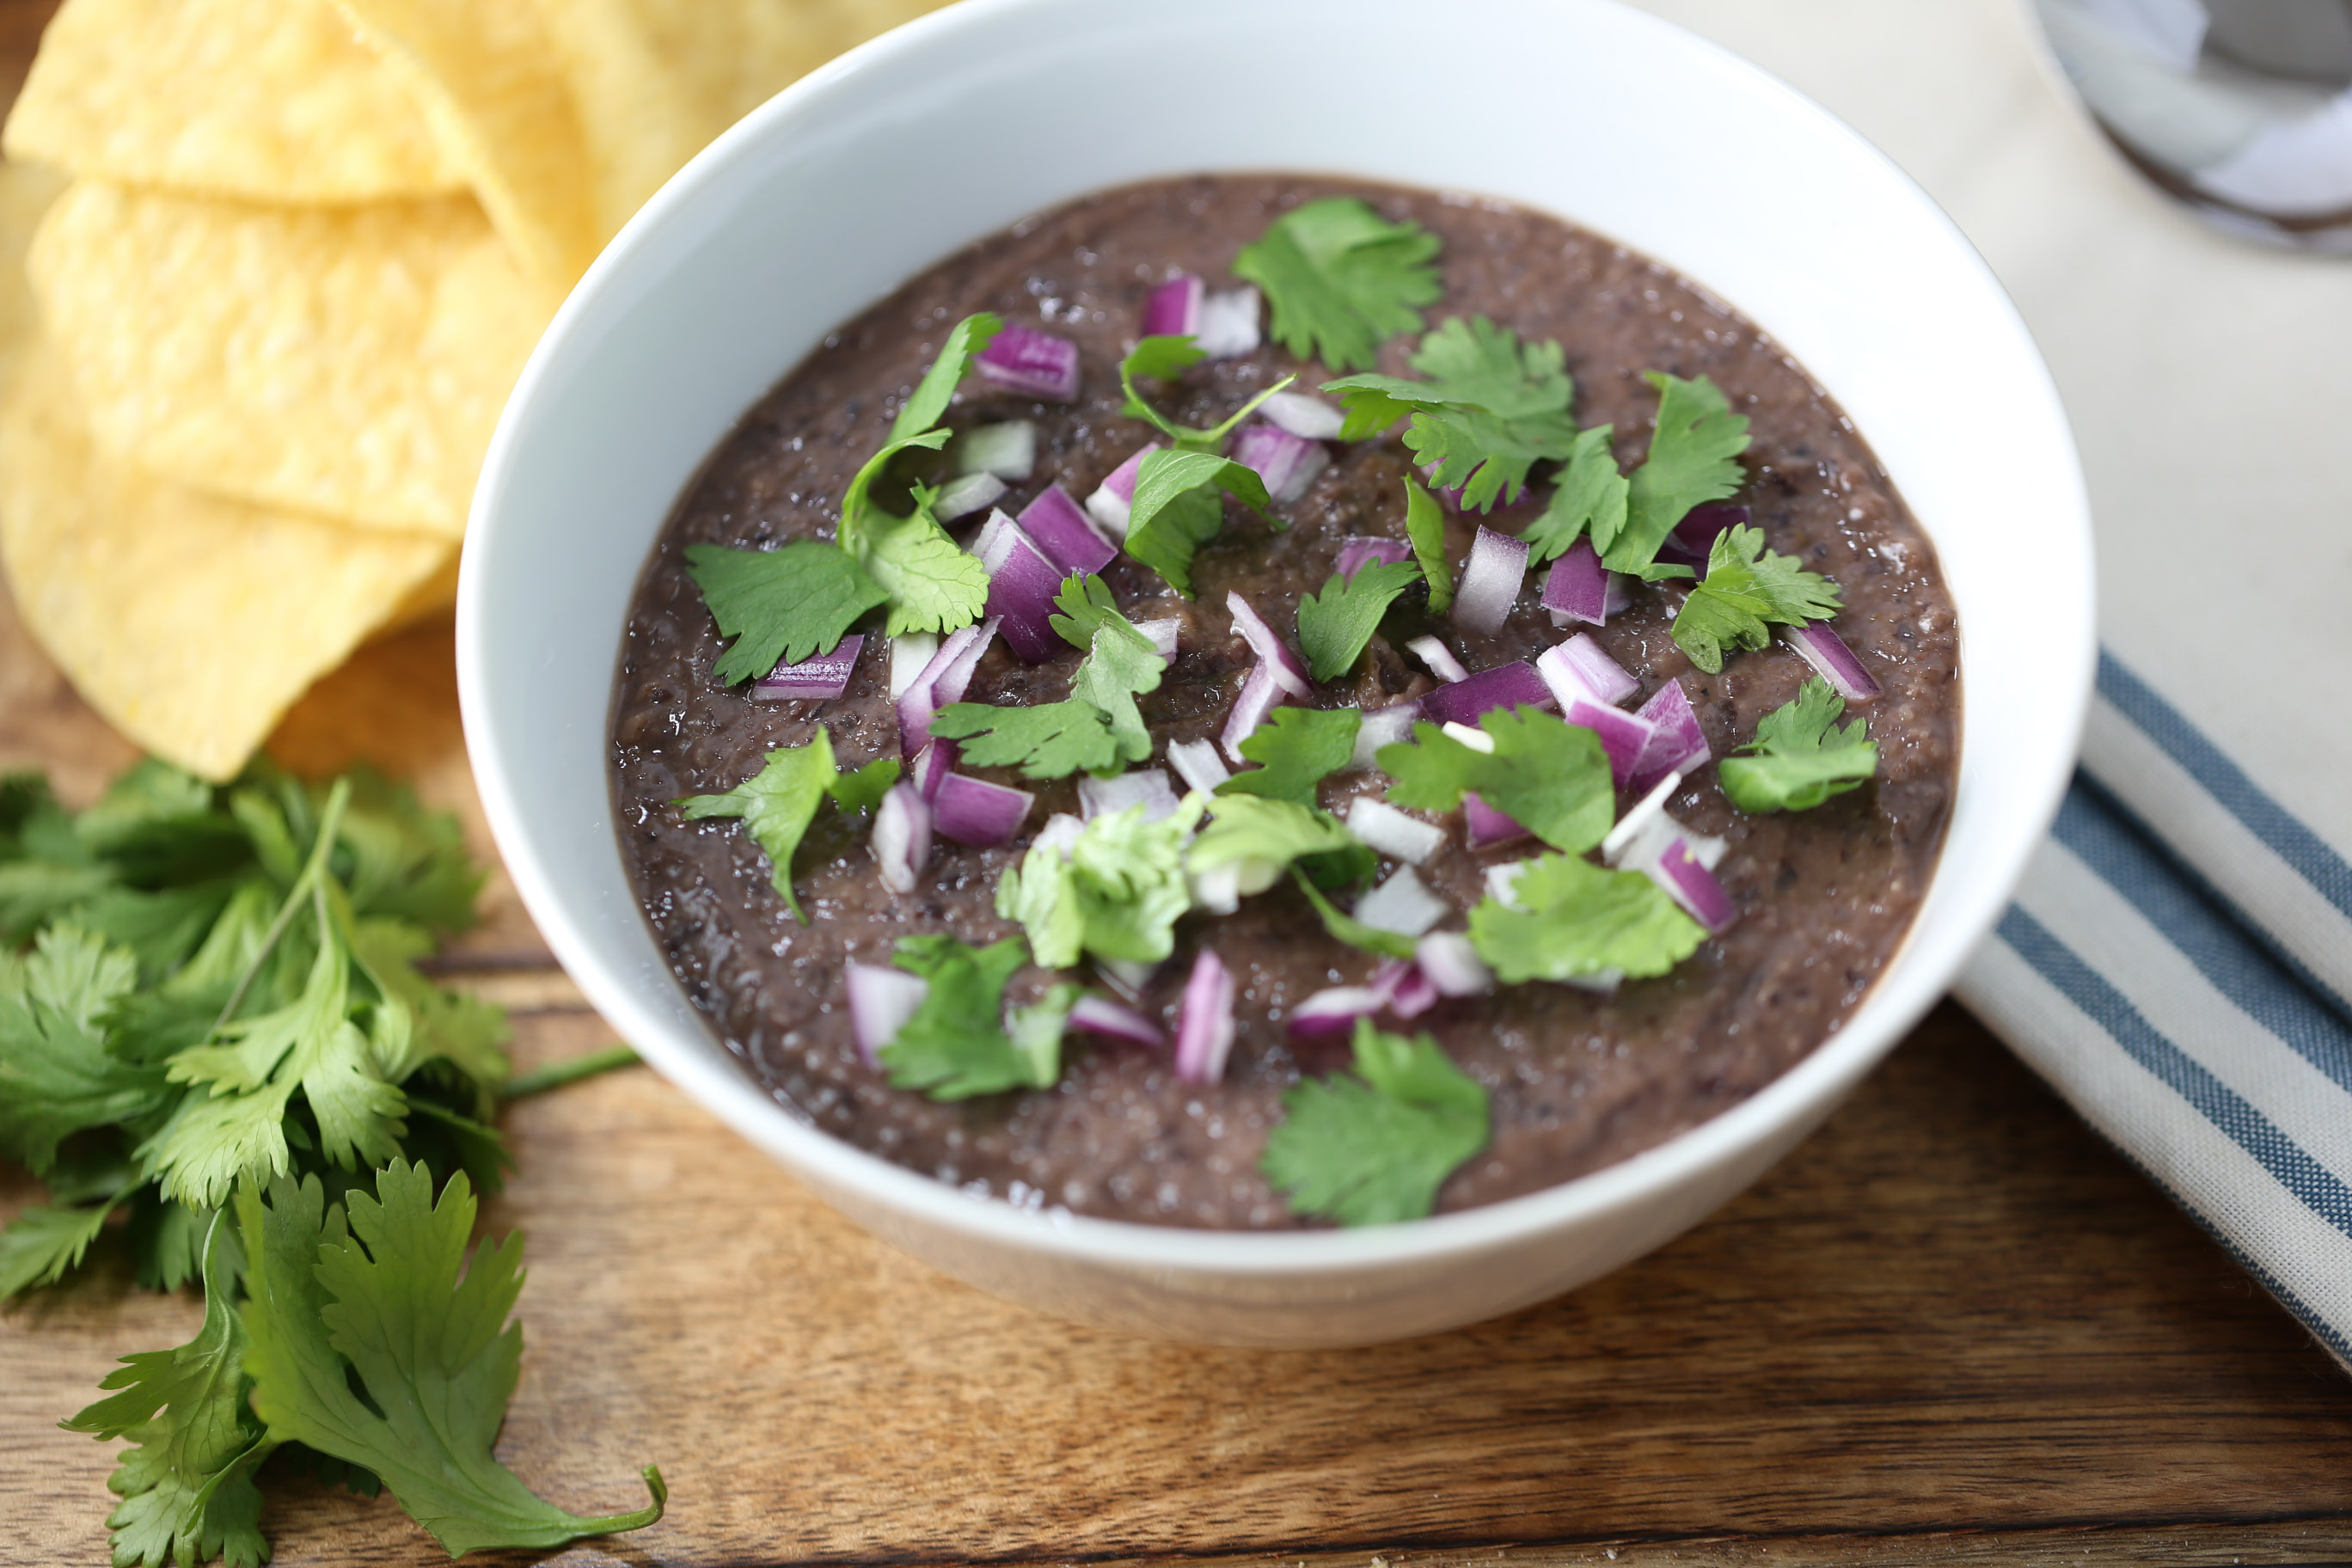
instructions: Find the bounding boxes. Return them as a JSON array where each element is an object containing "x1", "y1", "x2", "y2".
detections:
[
  {"x1": 952, "y1": 420, "x2": 1037, "y2": 481},
  {"x1": 1231, "y1": 423, "x2": 1329, "y2": 505},
  {"x1": 888, "y1": 633, "x2": 939, "y2": 701},
  {"x1": 1078, "y1": 768, "x2": 1179, "y2": 823},
  {"x1": 1604, "y1": 573, "x2": 1633, "y2": 616},
  {"x1": 1335, "y1": 536, "x2": 1413, "y2": 579},
  {"x1": 1167, "y1": 737, "x2": 1231, "y2": 794},
  {"x1": 931, "y1": 470, "x2": 1006, "y2": 523},
  {"x1": 1462, "y1": 791, "x2": 1529, "y2": 848},
  {"x1": 1405, "y1": 634, "x2": 1470, "y2": 685},
  {"x1": 1219, "y1": 660, "x2": 1287, "y2": 763},
  {"x1": 872, "y1": 783, "x2": 931, "y2": 893},
  {"x1": 1536, "y1": 633, "x2": 1638, "y2": 711},
  {"x1": 910, "y1": 740, "x2": 958, "y2": 801},
  {"x1": 975, "y1": 322, "x2": 1079, "y2": 402},
  {"x1": 1657, "y1": 503, "x2": 1747, "y2": 571},
  {"x1": 1540, "y1": 541, "x2": 1609, "y2": 627},
  {"x1": 1344, "y1": 798, "x2": 1445, "y2": 865},
  {"x1": 1173, "y1": 949, "x2": 1236, "y2": 1084},
  {"x1": 1785, "y1": 622, "x2": 1883, "y2": 702},
  {"x1": 1654, "y1": 837, "x2": 1737, "y2": 933},
  {"x1": 974, "y1": 511, "x2": 1067, "y2": 663},
  {"x1": 1143, "y1": 273, "x2": 1204, "y2": 339},
  {"x1": 1289, "y1": 986, "x2": 1383, "y2": 1039},
  {"x1": 1563, "y1": 697, "x2": 1657, "y2": 790},
  {"x1": 1261, "y1": 389, "x2": 1345, "y2": 440},
  {"x1": 1625, "y1": 678, "x2": 1710, "y2": 796},
  {"x1": 847, "y1": 963, "x2": 929, "y2": 1066},
  {"x1": 1133, "y1": 616, "x2": 1181, "y2": 660},
  {"x1": 1601, "y1": 769, "x2": 1684, "y2": 864},
  {"x1": 1195, "y1": 286, "x2": 1261, "y2": 359},
  {"x1": 751, "y1": 634, "x2": 862, "y2": 701},
  {"x1": 1084, "y1": 442, "x2": 1161, "y2": 539},
  {"x1": 1069, "y1": 994, "x2": 1164, "y2": 1046},
  {"x1": 1418, "y1": 660, "x2": 1552, "y2": 727},
  {"x1": 1415, "y1": 933, "x2": 1493, "y2": 997},
  {"x1": 1225, "y1": 592, "x2": 1311, "y2": 698},
  {"x1": 1450, "y1": 526, "x2": 1528, "y2": 636},
  {"x1": 932, "y1": 771, "x2": 1034, "y2": 847},
  {"x1": 895, "y1": 615, "x2": 999, "y2": 756},
  {"x1": 1352, "y1": 701, "x2": 1420, "y2": 770},
  {"x1": 1018, "y1": 483, "x2": 1117, "y2": 576},
  {"x1": 1353, "y1": 865, "x2": 1449, "y2": 937},
  {"x1": 1605, "y1": 800, "x2": 1724, "y2": 882},
  {"x1": 1387, "y1": 964, "x2": 1439, "y2": 1020}
]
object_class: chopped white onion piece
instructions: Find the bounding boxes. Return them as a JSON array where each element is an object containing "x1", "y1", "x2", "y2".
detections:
[
  {"x1": 1167, "y1": 737, "x2": 1232, "y2": 794},
  {"x1": 1099, "y1": 957, "x2": 1159, "y2": 1001},
  {"x1": 953, "y1": 420, "x2": 1037, "y2": 481},
  {"x1": 1451, "y1": 526, "x2": 1529, "y2": 636},
  {"x1": 1559, "y1": 969, "x2": 1625, "y2": 995},
  {"x1": 1259, "y1": 389, "x2": 1347, "y2": 441},
  {"x1": 931, "y1": 470, "x2": 1006, "y2": 523},
  {"x1": 1069, "y1": 995, "x2": 1163, "y2": 1046},
  {"x1": 1345, "y1": 798, "x2": 1446, "y2": 865},
  {"x1": 1601, "y1": 770, "x2": 1685, "y2": 863},
  {"x1": 1226, "y1": 591, "x2": 1312, "y2": 697},
  {"x1": 1289, "y1": 986, "x2": 1384, "y2": 1038},
  {"x1": 1353, "y1": 703, "x2": 1420, "y2": 770},
  {"x1": 1189, "y1": 861, "x2": 1243, "y2": 916},
  {"x1": 1194, "y1": 285, "x2": 1261, "y2": 359},
  {"x1": 1031, "y1": 812, "x2": 1085, "y2": 861},
  {"x1": 888, "y1": 634, "x2": 939, "y2": 701},
  {"x1": 1536, "y1": 632, "x2": 1638, "y2": 709},
  {"x1": 1220, "y1": 660, "x2": 1287, "y2": 764},
  {"x1": 1485, "y1": 861, "x2": 1532, "y2": 910},
  {"x1": 1406, "y1": 634, "x2": 1471, "y2": 684},
  {"x1": 1353, "y1": 865, "x2": 1449, "y2": 938},
  {"x1": 1173, "y1": 950, "x2": 1237, "y2": 1084},
  {"x1": 1085, "y1": 442, "x2": 1161, "y2": 541},
  {"x1": 1415, "y1": 933, "x2": 1493, "y2": 998},
  {"x1": 1078, "y1": 769, "x2": 1179, "y2": 823},
  {"x1": 871, "y1": 784, "x2": 932, "y2": 894},
  {"x1": 847, "y1": 963, "x2": 929, "y2": 1066},
  {"x1": 1133, "y1": 616, "x2": 1181, "y2": 660},
  {"x1": 1440, "y1": 720, "x2": 1497, "y2": 754}
]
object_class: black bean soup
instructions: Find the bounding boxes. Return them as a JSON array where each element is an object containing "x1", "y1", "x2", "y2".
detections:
[{"x1": 609, "y1": 175, "x2": 1960, "y2": 1229}]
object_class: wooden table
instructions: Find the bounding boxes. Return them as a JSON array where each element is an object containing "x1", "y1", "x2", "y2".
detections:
[{"x1": 3, "y1": 7, "x2": 2351, "y2": 1564}]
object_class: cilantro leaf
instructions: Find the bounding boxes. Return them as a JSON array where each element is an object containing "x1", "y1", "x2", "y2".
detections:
[
  {"x1": 997, "y1": 796, "x2": 1206, "y2": 969},
  {"x1": 1293, "y1": 873, "x2": 1417, "y2": 959},
  {"x1": 892, "y1": 311, "x2": 1001, "y2": 441},
  {"x1": 1123, "y1": 449, "x2": 1271, "y2": 597},
  {"x1": 1234, "y1": 197, "x2": 1442, "y2": 372},
  {"x1": 1468, "y1": 852, "x2": 1706, "y2": 983},
  {"x1": 0, "y1": 924, "x2": 168, "y2": 1173},
  {"x1": 65, "y1": 1216, "x2": 271, "y2": 1568},
  {"x1": 1403, "y1": 474, "x2": 1453, "y2": 614},
  {"x1": 1186, "y1": 794, "x2": 1376, "y2": 891},
  {"x1": 1375, "y1": 707, "x2": 1614, "y2": 854},
  {"x1": 877, "y1": 935, "x2": 1050, "y2": 1100},
  {"x1": 861, "y1": 509, "x2": 991, "y2": 637},
  {"x1": 828, "y1": 757, "x2": 903, "y2": 815},
  {"x1": 1048, "y1": 573, "x2": 1149, "y2": 654},
  {"x1": 1295, "y1": 560, "x2": 1422, "y2": 683},
  {"x1": 677, "y1": 731, "x2": 840, "y2": 922},
  {"x1": 237, "y1": 1164, "x2": 666, "y2": 1559},
  {"x1": 683, "y1": 542, "x2": 888, "y2": 684},
  {"x1": 1603, "y1": 372, "x2": 1749, "y2": 574},
  {"x1": 1323, "y1": 318, "x2": 1581, "y2": 511},
  {"x1": 1671, "y1": 524, "x2": 1844, "y2": 675},
  {"x1": 1718, "y1": 677, "x2": 1878, "y2": 812},
  {"x1": 934, "y1": 595, "x2": 1165, "y2": 780},
  {"x1": 0, "y1": 1194, "x2": 123, "y2": 1297},
  {"x1": 1118, "y1": 337, "x2": 1297, "y2": 456},
  {"x1": 1520, "y1": 425, "x2": 1629, "y2": 565},
  {"x1": 1260, "y1": 1019, "x2": 1488, "y2": 1225},
  {"x1": 1216, "y1": 707, "x2": 1363, "y2": 805}
]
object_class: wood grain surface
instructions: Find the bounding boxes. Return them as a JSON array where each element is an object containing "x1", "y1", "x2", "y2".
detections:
[{"x1": 3, "y1": 3, "x2": 2351, "y2": 1563}]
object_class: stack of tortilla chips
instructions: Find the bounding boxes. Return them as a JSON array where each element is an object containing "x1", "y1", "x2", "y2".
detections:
[{"x1": 0, "y1": 0, "x2": 941, "y2": 780}]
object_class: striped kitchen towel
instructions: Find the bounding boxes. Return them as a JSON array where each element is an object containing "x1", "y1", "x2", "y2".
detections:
[{"x1": 1956, "y1": 651, "x2": 2352, "y2": 1370}]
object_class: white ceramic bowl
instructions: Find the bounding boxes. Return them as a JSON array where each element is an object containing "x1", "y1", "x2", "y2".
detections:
[{"x1": 458, "y1": 0, "x2": 2093, "y2": 1347}]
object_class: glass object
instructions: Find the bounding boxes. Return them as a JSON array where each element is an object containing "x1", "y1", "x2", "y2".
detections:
[{"x1": 2030, "y1": 0, "x2": 2352, "y2": 248}]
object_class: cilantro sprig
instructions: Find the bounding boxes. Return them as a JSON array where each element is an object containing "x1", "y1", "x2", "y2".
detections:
[
  {"x1": 1118, "y1": 336, "x2": 1296, "y2": 455},
  {"x1": 1468, "y1": 853, "x2": 1706, "y2": 984},
  {"x1": 677, "y1": 730, "x2": 900, "y2": 921},
  {"x1": 1376, "y1": 707, "x2": 1615, "y2": 854},
  {"x1": 1186, "y1": 795, "x2": 1376, "y2": 892},
  {"x1": 1259, "y1": 1019, "x2": 1489, "y2": 1225},
  {"x1": 1403, "y1": 475, "x2": 1454, "y2": 615},
  {"x1": 1112, "y1": 338, "x2": 1289, "y2": 598},
  {"x1": 1293, "y1": 873, "x2": 1417, "y2": 960},
  {"x1": 1518, "y1": 425, "x2": 1627, "y2": 566},
  {"x1": 932, "y1": 575, "x2": 1166, "y2": 779},
  {"x1": 877, "y1": 935, "x2": 1067, "y2": 1099},
  {"x1": 1670, "y1": 524, "x2": 1843, "y2": 675},
  {"x1": 1216, "y1": 707, "x2": 1363, "y2": 805},
  {"x1": 1601, "y1": 371, "x2": 1749, "y2": 576},
  {"x1": 997, "y1": 796, "x2": 1207, "y2": 970},
  {"x1": 1296, "y1": 559, "x2": 1423, "y2": 683},
  {"x1": 1234, "y1": 197, "x2": 1443, "y2": 372},
  {"x1": 1718, "y1": 677, "x2": 1878, "y2": 812},
  {"x1": 1324, "y1": 317, "x2": 1583, "y2": 512}
]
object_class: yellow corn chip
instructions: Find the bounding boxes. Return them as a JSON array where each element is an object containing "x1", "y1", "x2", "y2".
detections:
[
  {"x1": 3, "y1": 0, "x2": 464, "y2": 204},
  {"x1": 0, "y1": 343, "x2": 451, "y2": 782},
  {"x1": 27, "y1": 180, "x2": 556, "y2": 537},
  {"x1": 329, "y1": 0, "x2": 602, "y2": 288}
]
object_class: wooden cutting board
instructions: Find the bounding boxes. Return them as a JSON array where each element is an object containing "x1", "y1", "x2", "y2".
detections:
[{"x1": 3, "y1": 4, "x2": 2351, "y2": 1562}]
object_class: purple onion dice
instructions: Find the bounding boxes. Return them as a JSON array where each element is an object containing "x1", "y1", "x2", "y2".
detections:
[
  {"x1": 1335, "y1": 536, "x2": 1413, "y2": 579},
  {"x1": 1018, "y1": 483, "x2": 1117, "y2": 576},
  {"x1": 1657, "y1": 503, "x2": 1747, "y2": 571},
  {"x1": 975, "y1": 511, "x2": 1069, "y2": 664},
  {"x1": 750, "y1": 634, "x2": 862, "y2": 701},
  {"x1": 975, "y1": 322, "x2": 1080, "y2": 402},
  {"x1": 1625, "y1": 678, "x2": 1711, "y2": 796},
  {"x1": 1143, "y1": 273, "x2": 1204, "y2": 339},
  {"x1": 1540, "y1": 541, "x2": 1609, "y2": 627},
  {"x1": 932, "y1": 771, "x2": 1035, "y2": 848},
  {"x1": 1785, "y1": 622, "x2": 1883, "y2": 702},
  {"x1": 1230, "y1": 422, "x2": 1329, "y2": 505},
  {"x1": 1418, "y1": 659, "x2": 1552, "y2": 727}
]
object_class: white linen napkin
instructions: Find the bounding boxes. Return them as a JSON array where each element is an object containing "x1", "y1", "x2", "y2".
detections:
[{"x1": 1626, "y1": 0, "x2": 2352, "y2": 1368}]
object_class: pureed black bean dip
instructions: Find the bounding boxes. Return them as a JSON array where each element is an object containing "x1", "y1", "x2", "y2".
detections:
[{"x1": 610, "y1": 175, "x2": 1960, "y2": 1230}]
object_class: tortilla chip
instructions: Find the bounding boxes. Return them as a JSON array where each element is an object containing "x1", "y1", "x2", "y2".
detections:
[
  {"x1": 0, "y1": 343, "x2": 450, "y2": 782},
  {"x1": 0, "y1": 162, "x2": 64, "y2": 398},
  {"x1": 3, "y1": 0, "x2": 464, "y2": 203},
  {"x1": 27, "y1": 179, "x2": 557, "y2": 537},
  {"x1": 329, "y1": 0, "x2": 602, "y2": 288}
]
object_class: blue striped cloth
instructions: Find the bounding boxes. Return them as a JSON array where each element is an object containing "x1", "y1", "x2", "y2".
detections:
[{"x1": 1956, "y1": 650, "x2": 2352, "y2": 1370}]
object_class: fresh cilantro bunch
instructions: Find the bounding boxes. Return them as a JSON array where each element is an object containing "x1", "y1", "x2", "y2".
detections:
[
  {"x1": 1376, "y1": 707, "x2": 1616, "y2": 854},
  {"x1": 933, "y1": 575, "x2": 1167, "y2": 778},
  {"x1": 1718, "y1": 678, "x2": 1878, "y2": 812},
  {"x1": 1324, "y1": 316, "x2": 1582, "y2": 512},
  {"x1": 1115, "y1": 337, "x2": 1286, "y2": 597},
  {"x1": 686, "y1": 314, "x2": 1003, "y2": 682},
  {"x1": 1259, "y1": 1019, "x2": 1489, "y2": 1225},
  {"x1": 1295, "y1": 558, "x2": 1423, "y2": 683},
  {"x1": 1468, "y1": 853, "x2": 1706, "y2": 985},
  {"x1": 677, "y1": 730, "x2": 899, "y2": 919},
  {"x1": 1234, "y1": 197, "x2": 1443, "y2": 372},
  {"x1": 997, "y1": 796, "x2": 1207, "y2": 970},
  {"x1": 1671, "y1": 524, "x2": 1843, "y2": 674}
]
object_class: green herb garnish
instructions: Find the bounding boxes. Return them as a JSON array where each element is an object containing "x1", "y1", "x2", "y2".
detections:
[
  {"x1": 877, "y1": 935, "x2": 1063, "y2": 1099},
  {"x1": 932, "y1": 575, "x2": 1165, "y2": 779},
  {"x1": 1670, "y1": 524, "x2": 1843, "y2": 675},
  {"x1": 1718, "y1": 677, "x2": 1877, "y2": 812},
  {"x1": 1375, "y1": 707, "x2": 1614, "y2": 854},
  {"x1": 1185, "y1": 794, "x2": 1375, "y2": 892},
  {"x1": 996, "y1": 796, "x2": 1207, "y2": 970},
  {"x1": 1602, "y1": 371, "x2": 1749, "y2": 577},
  {"x1": 1118, "y1": 336, "x2": 1295, "y2": 455},
  {"x1": 1467, "y1": 852, "x2": 1706, "y2": 984},
  {"x1": 1215, "y1": 707, "x2": 1363, "y2": 806},
  {"x1": 1324, "y1": 316, "x2": 1582, "y2": 511},
  {"x1": 677, "y1": 729, "x2": 899, "y2": 921},
  {"x1": 1259, "y1": 1019, "x2": 1489, "y2": 1225},
  {"x1": 681, "y1": 543, "x2": 889, "y2": 687},
  {"x1": 1234, "y1": 197, "x2": 1443, "y2": 372},
  {"x1": 1292, "y1": 873, "x2": 1418, "y2": 959},
  {"x1": 1295, "y1": 558, "x2": 1423, "y2": 683},
  {"x1": 1121, "y1": 448, "x2": 1272, "y2": 598},
  {"x1": 1518, "y1": 425, "x2": 1628, "y2": 566}
]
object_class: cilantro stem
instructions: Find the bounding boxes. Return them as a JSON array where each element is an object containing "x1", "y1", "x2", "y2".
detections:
[
  {"x1": 207, "y1": 777, "x2": 352, "y2": 1038},
  {"x1": 1199, "y1": 373, "x2": 1298, "y2": 449},
  {"x1": 499, "y1": 1044, "x2": 643, "y2": 1101}
]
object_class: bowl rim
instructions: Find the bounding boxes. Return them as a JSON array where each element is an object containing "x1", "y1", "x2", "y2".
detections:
[{"x1": 457, "y1": 0, "x2": 2095, "y2": 1277}]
